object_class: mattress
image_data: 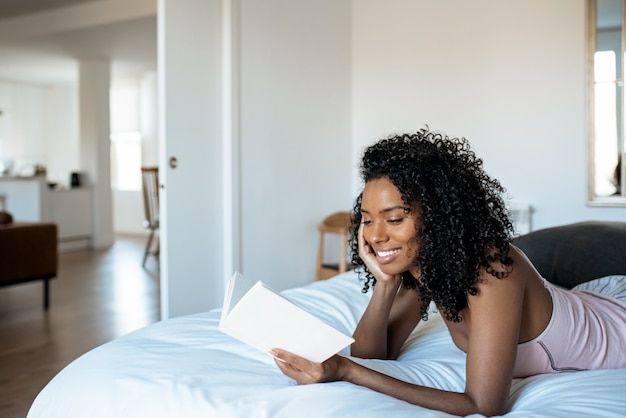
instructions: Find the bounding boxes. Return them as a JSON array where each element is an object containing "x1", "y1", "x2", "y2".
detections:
[{"x1": 28, "y1": 271, "x2": 626, "y2": 417}]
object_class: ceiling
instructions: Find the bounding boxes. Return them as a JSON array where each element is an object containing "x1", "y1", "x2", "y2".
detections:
[
  {"x1": 0, "y1": 0, "x2": 619, "y2": 86},
  {"x1": 0, "y1": 0, "x2": 156, "y2": 85}
]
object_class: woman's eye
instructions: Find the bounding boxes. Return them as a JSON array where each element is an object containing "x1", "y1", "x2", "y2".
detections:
[
  {"x1": 388, "y1": 218, "x2": 403, "y2": 224},
  {"x1": 361, "y1": 220, "x2": 372, "y2": 225}
]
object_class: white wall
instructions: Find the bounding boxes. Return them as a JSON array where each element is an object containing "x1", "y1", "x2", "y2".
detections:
[
  {"x1": 239, "y1": 0, "x2": 353, "y2": 291},
  {"x1": 351, "y1": 0, "x2": 626, "y2": 230},
  {"x1": 78, "y1": 60, "x2": 114, "y2": 248},
  {"x1": 45, "y1": 84, "x2": 80, "y2": 187},
  {"x1": 0, "y1": 81, "x2": 47, "y2": 175},
  {"x1": 0, "y1": 81, "x2": 79, "y2": 185}
]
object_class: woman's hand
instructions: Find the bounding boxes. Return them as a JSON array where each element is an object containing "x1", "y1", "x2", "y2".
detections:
[{"x1": 270, "y1": 349, "x2": 348, "y2": 385}]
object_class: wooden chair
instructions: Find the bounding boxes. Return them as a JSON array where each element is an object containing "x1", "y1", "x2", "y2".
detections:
[
  {"x1": 314, "y1": 211, "x2": 353, "y2": 280},
  {"x1": 141, "y1": 167, "x2": 160, "y2": 267}
]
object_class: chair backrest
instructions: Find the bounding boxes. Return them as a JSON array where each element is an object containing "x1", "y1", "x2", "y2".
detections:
[
  {"x1": 318, "y1": 211, "x2": 353, "y2": 235},
  {"x1": 315, "y1": 211, "x2": 353, "y2": 280},
  {"x1": 141, "y1": 167, "x2": 159, "y2": 229}
]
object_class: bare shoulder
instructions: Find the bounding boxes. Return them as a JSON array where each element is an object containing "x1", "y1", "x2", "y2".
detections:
[
  {"x1": 507, "y1": 244, "x2": 545, "y2": 283},
  {"x1": 472, "y1": 244, "x2": 538, "y2": 300},
  {"x1": 480, "y1": 244, "x2": 538, "y2": 282},
  {"x1": 474, "y1": 244, "x2": 551, "y2": 342}
]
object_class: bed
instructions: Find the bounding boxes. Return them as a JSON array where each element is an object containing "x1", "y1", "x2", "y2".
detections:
[{"x1": 28, "y1": 222, "x2": 626, "y2": 418}]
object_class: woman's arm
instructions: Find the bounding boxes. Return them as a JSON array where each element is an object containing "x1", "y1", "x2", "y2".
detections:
[
  {"x1": 351, "y1": 284, "x2": 422, "y2": 359},
  {"x1": 350, "y1": 224, "x2": 422, "y2": 359},
  {"x1": 272, "y1": 351, "x2": 483, "y2": 415},
  {"x1": 273, "y1": 260, "x2": 528, "y2": 417}
]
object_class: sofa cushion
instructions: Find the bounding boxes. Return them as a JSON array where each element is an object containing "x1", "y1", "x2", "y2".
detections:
[{"x1": 0, "y1": 222, "x2": 57, "y2": 285}]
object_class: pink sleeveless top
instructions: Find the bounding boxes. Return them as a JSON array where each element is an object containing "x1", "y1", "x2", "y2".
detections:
[{"x1": 514, "y1": 280, "x2": 626, "y2": 378}]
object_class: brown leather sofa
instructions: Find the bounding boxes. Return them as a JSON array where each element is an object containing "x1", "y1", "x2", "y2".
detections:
[{"x1": 0, "y1": 222, "x2": 58, "y2": 309}]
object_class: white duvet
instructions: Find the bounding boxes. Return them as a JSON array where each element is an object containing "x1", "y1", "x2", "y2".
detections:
[{"x1": 28, "y1": 271, "x2": 626, "y2": 418}]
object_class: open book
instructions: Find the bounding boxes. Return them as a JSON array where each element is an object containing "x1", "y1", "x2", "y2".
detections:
[{"x1": 219, "y1": 272, "x2": 354, "y2": 363}]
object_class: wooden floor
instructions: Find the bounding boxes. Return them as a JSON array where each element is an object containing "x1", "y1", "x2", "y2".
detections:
[{"x1": 0, "y1": 235, "x2": 160, "y2": 418}]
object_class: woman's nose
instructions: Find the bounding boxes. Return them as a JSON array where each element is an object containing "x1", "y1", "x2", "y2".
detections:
[{"x1": 369, "y1": 221, "x2": 388, "y2": 243}]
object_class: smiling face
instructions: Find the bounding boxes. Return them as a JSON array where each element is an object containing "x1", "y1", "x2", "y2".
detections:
[{"x1": 360, "y1": 177, "x2": 421, "y2": 277}]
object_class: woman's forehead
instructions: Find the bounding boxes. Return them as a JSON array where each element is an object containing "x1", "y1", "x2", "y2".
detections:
[
  {"x1": 361, "y1": 178, "x2": 421, "y2": 216},
  {"x1": 362, "y1": 178, "x2": 405, "y2": 208}
]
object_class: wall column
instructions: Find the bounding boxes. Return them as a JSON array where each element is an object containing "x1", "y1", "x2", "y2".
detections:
[{"x1": 79, "y1": 60, "x2": 114, "y2": 248}]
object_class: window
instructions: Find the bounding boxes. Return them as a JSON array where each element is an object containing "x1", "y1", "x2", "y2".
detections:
[
  {"x1": 110, "y1": 77, "x2": 142, "y2": 191},
  {"x1": 588, "y1": 0, "x2": 626, "y2": 205},
  {"x1": 110, "y1": 131, "x2": 142, "y2": 191}
]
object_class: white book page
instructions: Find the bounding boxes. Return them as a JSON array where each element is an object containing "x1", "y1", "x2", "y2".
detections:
[
  {"x1": 220, "y1": 272, "x2": 254, "y2": 322},
  {"x1": 219, "y1": 274, "x2": 354, "y2": 363}
]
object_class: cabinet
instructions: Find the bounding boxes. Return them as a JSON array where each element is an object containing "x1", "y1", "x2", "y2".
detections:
[{"x1": 0, "y1": 176, "x2": 93, "y2": 250}]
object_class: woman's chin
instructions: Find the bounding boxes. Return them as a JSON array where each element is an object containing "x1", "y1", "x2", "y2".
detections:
[{"x1": 378, "y1": 264, "x2": 409, "y2": 277}]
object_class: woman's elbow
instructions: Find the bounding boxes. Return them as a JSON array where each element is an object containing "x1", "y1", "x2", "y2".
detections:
[{"x1": 472, "y1": 397, "x2": 508, "y2": 417}]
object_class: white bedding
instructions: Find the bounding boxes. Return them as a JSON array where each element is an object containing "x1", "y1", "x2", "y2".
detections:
[{"x1": 28, "y1": 271, "x2": 626, "y2": 418}]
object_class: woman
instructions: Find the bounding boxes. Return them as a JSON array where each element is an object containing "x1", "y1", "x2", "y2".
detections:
[{"x1": 272, "y1": 129, "x2": 626, "y2": 416}]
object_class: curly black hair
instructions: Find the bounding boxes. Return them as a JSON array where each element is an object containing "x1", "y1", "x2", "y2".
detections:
[{"x1": 348, "y1": 128, "x2": 515, "y2": 323}]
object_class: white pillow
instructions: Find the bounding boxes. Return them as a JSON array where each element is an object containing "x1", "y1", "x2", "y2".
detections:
[{"x1": 572, "y1": 275, "x2": 626, "y2": 304}]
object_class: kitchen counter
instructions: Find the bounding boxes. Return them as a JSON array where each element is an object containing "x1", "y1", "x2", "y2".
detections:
[{"x1": 0, "y1": 176, "x2": 93, "y2": 250}]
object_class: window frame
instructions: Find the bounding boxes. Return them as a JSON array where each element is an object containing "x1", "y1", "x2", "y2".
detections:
[{"x1": 587, "y1": 0, "x2": 626, "y2": 206}]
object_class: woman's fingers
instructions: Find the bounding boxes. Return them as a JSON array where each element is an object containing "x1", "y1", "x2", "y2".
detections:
[
  {"x1": 271, "y1": 349, "x2": 335, "y2": 384},
  {"x1": 358, "y1": 224, "x2": 377, "y2": 267},
  {"x1": 272, "y1": 348, "x2": 311, "y2": 371},
  {"x1": 357, "y1": 223, "x2": 367, "y2": 256},
  {"x1": 273, "y1": 356, "x2": 309, "y2": 382}
]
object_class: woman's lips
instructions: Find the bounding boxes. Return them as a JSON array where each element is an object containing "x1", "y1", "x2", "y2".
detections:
[{"x1": 375, "y1": 248, "x2": 401, "y2": 264}]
